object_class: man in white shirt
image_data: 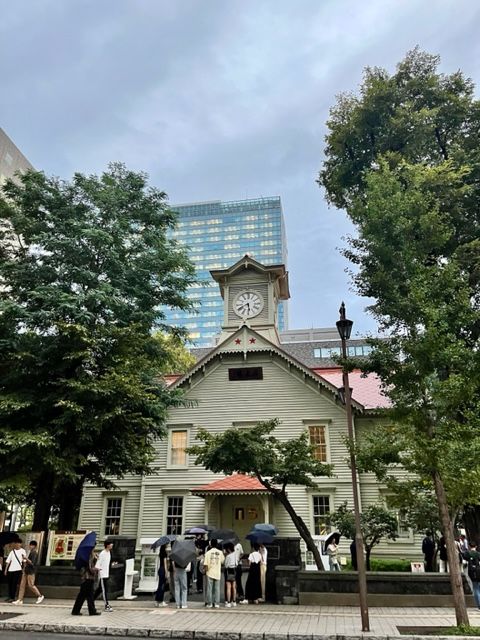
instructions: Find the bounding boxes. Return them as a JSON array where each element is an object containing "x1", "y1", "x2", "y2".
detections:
[
  {"x1": 203, "y1": 540, "x2": 224, "y2": 608},
  {"x1": 94, "y1": 541, "x2": 113, "y2": 612},
  {"x1": 4, "y1": 541, "x2": 26, "y2": 602}
]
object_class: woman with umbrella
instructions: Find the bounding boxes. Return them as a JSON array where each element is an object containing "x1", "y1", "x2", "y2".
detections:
[
  {"x1": 244, "y1": 543, "x2": 262, "y2": 604},
  {"x1": 72, "y1": 532, "x2": 101, "y2": 616}
]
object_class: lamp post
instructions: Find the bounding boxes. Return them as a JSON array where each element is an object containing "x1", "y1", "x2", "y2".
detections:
[{"x1": 336, "y1": 302, "x2": 370, "y2": 632}]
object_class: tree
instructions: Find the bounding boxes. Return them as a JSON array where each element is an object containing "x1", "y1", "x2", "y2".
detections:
[
  {"x1": 383, "y1": 480, "x2": 442, "y2": 542},
  {"x1": 318, "y1": 48, "x2": 480, "y2": 625},
  {"x1": 329, "y1": 502, "x2": 398, "y2": 570},
  {"x1": 153, "y1": 332, "x2": 196, "y2": 374},
  {"x1": 188, "y1": 419, "x2": 333, "y2": 570},
  {"x1": 0, "y1": 164, "x2": 197, "y2": 530}
]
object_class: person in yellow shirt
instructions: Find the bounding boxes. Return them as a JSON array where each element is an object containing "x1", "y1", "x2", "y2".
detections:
[{"x1": 203, "y1": 540, "x2": 224, "y2": 608}]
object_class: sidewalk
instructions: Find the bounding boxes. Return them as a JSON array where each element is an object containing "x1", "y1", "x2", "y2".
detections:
[{"x1": 1, "y1": 599, "x2": 480, "y2": 639}]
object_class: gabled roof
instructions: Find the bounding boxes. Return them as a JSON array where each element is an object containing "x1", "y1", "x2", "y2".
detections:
[
  {"x1": 191, "y1": 473, "x2": 268, "y2": 496},
  {"x1": 170, "y1": 324, "x2": 365, "y2": 412},
  {"x1": 313, "y1": 368, "x2": 391, "y2": 410},
  {"x1": 210, "y1": 254, "x2": 290, "y2": 300}
]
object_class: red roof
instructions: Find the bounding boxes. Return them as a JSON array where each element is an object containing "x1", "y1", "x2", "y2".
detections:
[
  {"x1": 312, "y1": 368, "x2": 391, "y2": 410},
  {"x1": 191, "y1": 473, "x2": 267, "y2": 495}
]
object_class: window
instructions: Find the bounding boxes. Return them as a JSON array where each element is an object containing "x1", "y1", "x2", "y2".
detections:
[
  {"x1": 229, "y1": 367, "x2": 263, "y2": 381},
  {"x1": 166, "y1": 497, "x2": 184, "y2": 536},
  {"x1": 169, "y1": 429, "x2": 188, "y2": 467},
  {"x1": 104, "y1": 497, "x2": 122, "y2": 536},
  {"x1": 309, "y1": 426, "x2": 327, "y2": 462},
  {"x1": 312, "y1": 495, "x2": 330, "y2": 535}
]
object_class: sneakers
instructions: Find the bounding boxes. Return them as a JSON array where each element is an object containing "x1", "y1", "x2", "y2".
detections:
[
  {"x1": 240, "y1": 599, "x2": 248, "y2": 604},
  {"x1": 12, "y1": 600, "x2": 23, "y2": 605},
  {"x1": 206, "y1": 604, "x2": 213, "y2": 608},
  {"x1": 160, "y1": 601, "x2": 168, "y2": 607},
  {"x1": 104, "y1": 605, "x2": 113, "y2": 612},
  {"x1": 232, "y1": 601, "x2": 237, "y2": 607},
  {"x1": 213, "y1": 604, "x2": 220, "y2": 608},
  {"x1": 36, "y1": 595, "x2": 45, "y2": 605},
  {"x1": 225, "y1": 602, "x2": 231, "y2": 608}
]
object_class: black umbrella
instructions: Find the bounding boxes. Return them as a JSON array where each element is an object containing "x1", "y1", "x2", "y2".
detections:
[
  {"x1": 194, "y1": 524, "x2": 214, "y2": 532},
  {"x1": 246, "y1": 531, "x2": 275, "y2": 544},
  {"x1": 151, "y1": 535, "x2": 176, "y2": 550},
  {"x1": 169, "y1": 539, "x2": 196, "y2": 568},
  {"x1": 253, "y1": 523, "x2": 278, "y2": 535},
  {"x1": 208, "y1": 528, "x2": 239, "y2": 543},
  {"x1": 323, "y1": 531, "x2": 340, "y2": 553},
  {"x1": 0, "y1": 532, "x2": 22, "y2": 546},
  {"x1": 184, "y1": 527, "x2": 208, "y2": 535}
]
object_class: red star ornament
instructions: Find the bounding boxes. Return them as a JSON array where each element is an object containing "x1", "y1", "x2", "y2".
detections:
[
  {"x1": 249, "y1": 338, "x2": 256, "y2": 344},
  {"x1": 234, "y1": 338, "x2": 241, "y2": 345}
]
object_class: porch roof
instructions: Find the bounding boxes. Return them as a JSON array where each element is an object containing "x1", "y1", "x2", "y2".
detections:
[{"x1": 191, "y1": 473, "x2": 269, "y2": 496}]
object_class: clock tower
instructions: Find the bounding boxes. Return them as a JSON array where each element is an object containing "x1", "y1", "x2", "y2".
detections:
[{"x1": 210, "y1": 255, "x2": 290, "y2": 345}]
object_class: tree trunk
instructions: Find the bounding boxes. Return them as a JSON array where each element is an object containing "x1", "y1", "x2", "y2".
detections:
[
  {"x1": 32, "y1": 474, "x2": 54, "y2": 531},
  {"x1": 365, "y1": 547, "x2": 371, "y2": 571},
  {"x1": 463, "y1": 505, "x2": 480, "y2": 545},
  {"x1": 432, "y1": 470, "x2": 469, "y2": 627},
  {"x1": 275, "y1": 491, "x2": 325, "y2": 570},
  {"x1": 57, "y1": 481, "x2": 83, "y2": 530}
]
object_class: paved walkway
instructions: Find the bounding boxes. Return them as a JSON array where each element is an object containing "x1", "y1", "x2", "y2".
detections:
[{"x1": 1, "y1": 599, "x2": 479, "y2": 639}]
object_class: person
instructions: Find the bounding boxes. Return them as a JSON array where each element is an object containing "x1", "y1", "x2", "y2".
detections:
[
  {"x1": 223, "y1": 543, "x2": 237, "y2": 607},
  {"x1": 350, "y1": 539, "x2": 357, "y2": 570},
  {"x1": 327, "y1": 538, "x2": 341, "y2": 571},
  {"x1": 195, "y1": 534, "x2": 208, "y2": 594},
  {"x1": 204, "y1": 539, "x2": 224, "y2": 609},
  {"x1": 463, "y1": 541, "x2": 480, "y2": 609},
  {"x1": 259, "y1": 543, "x2": 268, "y2": 601},
  {"x1": 422, "y1": 531, "x2": 435, "y2": 572},
  {"x1": 438, "y1": 536, "x2": 448, "y2": 573},
  {"x1": 72, "y1": 549, "x2": 101, "y2": 616},
  {"x1": 244, "y1": 543, "x2": 262, "y2": 604},
  {"x1": 4, "y1": 540, "x2": 26, "y2": 602},
  {"x1": 154, "y1": 543, "x2": 169, "y2": 607},
  {"x1": 13, "y1": 540, "x2": 44, "y2": 605},
  {"x1": 94, "y1": 540, "x2": 113, "y2": 612},
  {"x1": 173, "y1": 561, "x2": 190, "y2": 609},
  {"x1": 234, "y1": 540, "x2": 245, "y2": 603}
]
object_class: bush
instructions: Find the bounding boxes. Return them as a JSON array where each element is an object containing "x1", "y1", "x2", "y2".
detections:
[{"x1": 369, "y1": 558, "x2": 412, "y2": 572}]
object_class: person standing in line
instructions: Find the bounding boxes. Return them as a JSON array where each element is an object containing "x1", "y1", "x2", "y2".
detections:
[
  {"x1": 223, "y1": 543, "x2": 237, "y2": 607},
  {"x1": 244, "y1": 543, "x2": 262, "y2": 604},
  {"x1": 463, "y1": 541, "x2": 480, "y2": 610},
  {"x1": 154, "y1": 544, "x2": 169, "y2": 607},
  {"x1": 13, "y1": 540, "x2": 44, "y2": 605},
  {"x1": 173, "y1": 561, "x2": 190, "y2": 609},
  {"x1": 4, "y1": 540, "x2": 26, "y2": 602},
  {"x1": 422, "y1": 531, "x2": 436, "y2": 572},
  {"x1": 350, "y1": 539, "x2": 358, "y2": 570},
  {"x1": 259, "y1": 543, "x2": 268, "y2": 601},
  {"x1": 204, "y1": 539, "x2": 224, "y2": 609},
  {"x1": 94, "y1": 540, "x2": 113, "y2": 612},
  {"x1": 234, "y1": 540, "x2": 245, "y2": 603},
  {"x1": 195, "y1": 534, "x2": 208, "y2": 594},
  {"x1": 327, "y1": 538, "x2": 341, "y2": 571},
  {"x1": 72, "y1": 549, "x2": 101, "y2": 616},
  {"x1": 438, "y1": 536, "x2": 448, "y2": 573}
]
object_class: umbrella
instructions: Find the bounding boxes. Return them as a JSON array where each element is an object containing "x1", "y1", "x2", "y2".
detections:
[
  {"x1": 151, "y1": 535, "x2": 176, "y2": 550},
  {"x1": 184, "y1": 527, "x2": 208, "y2": 535},
  {"x1": 253, "y1": 523, "x2": 278, "y2": 535},
  {"x1": 208, "y1": 528, "x2": 239, "y2": 543},
  {"x1": 193, "y1": 524, "x2": 214, "y2": 532},
  {"x1": 169, "y1": 539, "x2": 197, "y2": 569},
  {"x1": 323, "y1": 531, "x2": 340, "y2": 554},
  {"x1": 246, "y1": 531, "x2": 275, "y2": 544},
  {"x1": 74, "y1": 531, "x2": 97, "y2": 570},
  {"x1": 0, "y1": 532, "x2": 22, "y2": 546}
]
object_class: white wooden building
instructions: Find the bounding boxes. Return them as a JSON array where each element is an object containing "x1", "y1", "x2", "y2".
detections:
[{"x1": 78, "y1": 255, "x2": 422, "y2": 562}]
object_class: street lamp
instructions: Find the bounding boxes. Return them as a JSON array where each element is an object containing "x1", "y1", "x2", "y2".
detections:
[{"x1": 336, "y1": 302, "x2": 370, "y2": 632}]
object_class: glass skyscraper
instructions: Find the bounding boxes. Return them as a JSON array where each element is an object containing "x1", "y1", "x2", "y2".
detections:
[{"x1": 166, "y1": 196, "x2": 288, "y2": 347}]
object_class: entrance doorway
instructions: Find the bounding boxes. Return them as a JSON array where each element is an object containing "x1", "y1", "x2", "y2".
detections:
[{"x1": 219, "y1": 496, "x2": 265, "y2": 542}]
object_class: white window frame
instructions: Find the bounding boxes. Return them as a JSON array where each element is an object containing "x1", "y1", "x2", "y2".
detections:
[
  {"x1": 102, "y1": 493, "x2": 126, "y2": 538},
  {"x1": 303, "y1": 420, "x2": 331, "y2": 464},
  {"x1": 164, "y1": 495, "x2": 185, "y2": 536},
  {"x1": 166, "y1": 425, "x2": 191, "y2": 469},
  {"x1": 310, "y1": 493, "x2": 333, "y2": 536}
]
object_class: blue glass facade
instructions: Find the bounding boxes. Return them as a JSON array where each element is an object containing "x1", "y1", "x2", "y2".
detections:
[{"x1": 166, "y1": 196, "x2": 288, "y2": 347}]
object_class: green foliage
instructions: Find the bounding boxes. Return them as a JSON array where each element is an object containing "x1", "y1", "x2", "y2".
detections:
[
  {"x1": 442, "y1": 626, "x2": 480, "y2": 636},
  {"x1": 153, "y1": 332, "x2": 196, "y2": 375},
  {"x1": 368, "y1": 557, "x2": 411, "y2": 572},
  {"x1": 0, "y1": 164, "x2": 197, "y2": 521}
]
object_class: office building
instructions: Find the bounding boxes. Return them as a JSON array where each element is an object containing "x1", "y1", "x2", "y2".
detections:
[
  {"x1": 166, "y1": 196, "x2": 288, "y2": 346},
  {"x1": 0, "y1": 128, "x2": 34, "y2": 185}
]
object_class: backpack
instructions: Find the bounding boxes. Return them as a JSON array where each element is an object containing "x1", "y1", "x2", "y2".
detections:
[{"x1": 467, "y1": 554, "x2": 480, "y2": 582}]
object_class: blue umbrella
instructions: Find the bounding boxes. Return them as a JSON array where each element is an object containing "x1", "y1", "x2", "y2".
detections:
[
  {"x1": 246, "y1": 531, "x2": 275, "y2": 545},
  {"x1": 253, "y1": 523, "x2": 278, "y2": 535},
  {"x1": 74, "y1": 531, "x2": 97, "y2": 570},
  {"x1": 151, "y1": 535, "x2": 176, "y2": 550}
]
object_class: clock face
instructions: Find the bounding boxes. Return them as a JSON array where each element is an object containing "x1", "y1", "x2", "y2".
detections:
[{"x1": 233, "y1": 290, "x2": 264, "y2": 319}]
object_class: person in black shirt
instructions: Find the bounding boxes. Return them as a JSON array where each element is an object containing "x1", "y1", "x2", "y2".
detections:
[{"x1": 422, "y1": 531, "x2": 436, "y2": 572}]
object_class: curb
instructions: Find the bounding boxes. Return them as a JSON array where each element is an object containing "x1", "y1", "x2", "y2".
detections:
[{"x1": 0, "y1": 623, "x2": 475, "y2": 640}]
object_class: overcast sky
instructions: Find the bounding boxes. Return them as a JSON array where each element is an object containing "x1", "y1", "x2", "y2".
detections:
[{"x1": 1, "y1": 0, "x2": 479, "y2": 336}]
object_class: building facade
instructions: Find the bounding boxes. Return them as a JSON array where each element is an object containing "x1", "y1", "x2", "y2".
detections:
[
  {"x1": 0, "y1": 128, "x2": 34, "y2": 185},
  {"x1": 78, "y1": 256, "x2": 421, "y2": 566},
  {"x1": 165, "y1": 197, "x2": 288, "y2": 347}
]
